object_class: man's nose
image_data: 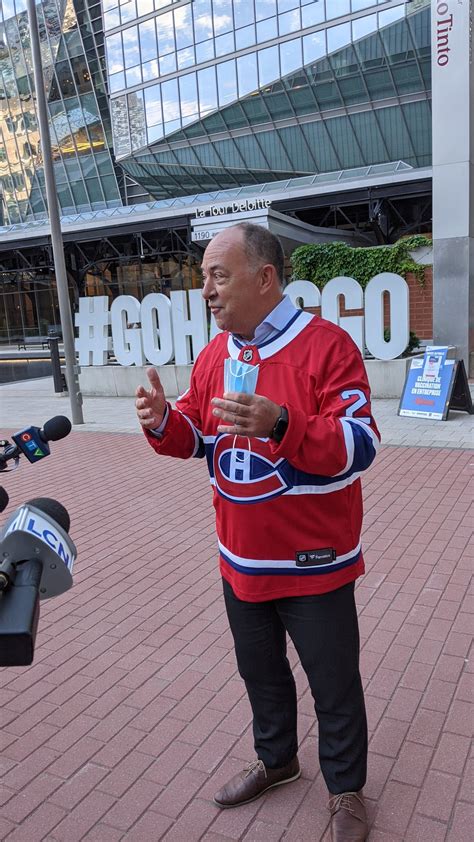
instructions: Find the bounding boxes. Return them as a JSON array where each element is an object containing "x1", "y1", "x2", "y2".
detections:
[{"x1": 202, "y1": 278, "x2": 215, "y2": 300}]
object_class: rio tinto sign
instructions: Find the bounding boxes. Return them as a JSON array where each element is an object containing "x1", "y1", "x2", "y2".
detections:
[{"x1": 75, "y1": 273, "x2": 409, "y2": 366}]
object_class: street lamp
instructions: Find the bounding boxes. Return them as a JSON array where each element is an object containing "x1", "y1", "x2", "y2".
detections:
[{"x1": 26, "y1": 0, "x2": 84, "y2": 424}]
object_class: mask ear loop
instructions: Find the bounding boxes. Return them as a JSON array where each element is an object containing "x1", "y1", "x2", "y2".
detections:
[{"x1": 233, "y1": 435, "x2": 252, "y2": 462}]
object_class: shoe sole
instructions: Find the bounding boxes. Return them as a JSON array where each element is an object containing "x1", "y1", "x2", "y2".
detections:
[{"x1": 213, "y1": 769, "x2": 301, "y2": 809}]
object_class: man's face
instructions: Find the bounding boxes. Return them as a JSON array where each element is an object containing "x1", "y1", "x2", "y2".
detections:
[{"x1": 201, "y1": 228, "x2": 262, "y2": 338}]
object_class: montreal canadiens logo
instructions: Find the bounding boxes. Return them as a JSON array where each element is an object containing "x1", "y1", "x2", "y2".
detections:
[{"x1": 213, "y1": 434, "x2": 290, "y2": 503}]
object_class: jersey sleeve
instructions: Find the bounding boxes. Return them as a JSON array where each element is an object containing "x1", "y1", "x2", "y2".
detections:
[
  {"x1": 269, "y1": 343, "x2": 380, "y2": 478},
  {"x1": 144, "y1": 364, "x2": 205, "y2": 460}
]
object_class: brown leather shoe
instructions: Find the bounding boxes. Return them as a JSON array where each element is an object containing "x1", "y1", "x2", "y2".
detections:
[
  {"x1": 213, "y1": 757, "x2": 300, "y2": 808},
  {"x1": 329, "y1": 791, "x2": 368, "y2": 841}
]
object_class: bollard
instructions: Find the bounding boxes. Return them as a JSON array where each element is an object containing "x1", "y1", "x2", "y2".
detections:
[{"x1": 49, "y1": 336, "x2": 64, "y2": 393}]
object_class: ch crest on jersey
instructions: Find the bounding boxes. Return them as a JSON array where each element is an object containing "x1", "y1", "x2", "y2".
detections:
[{"x1": 213, "y1": 434, "x2": 290, "y2": 503}]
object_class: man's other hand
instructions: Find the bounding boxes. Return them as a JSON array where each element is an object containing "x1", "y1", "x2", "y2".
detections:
[
  {"x1": 211, "y1": 392, "x2": 281, "y2": 438},
  {"x1": 136, "y1": 367, "x2": 166, "y2": 430}
]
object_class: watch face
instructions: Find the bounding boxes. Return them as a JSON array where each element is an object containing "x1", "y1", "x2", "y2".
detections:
[{"x1": 272, "y1": 409, "x2": 288, "y2": 443}]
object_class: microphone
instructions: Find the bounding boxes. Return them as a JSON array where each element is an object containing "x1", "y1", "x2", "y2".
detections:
[
  {"x1": 1, "y1": 415, "x2": 72, "y2": 468},
  {"x1": 0, "y1": 498, "x2": 76, "y2": 666},
  {"x1": 0, "y1": 487, "x2": 8, "y2": 513}
]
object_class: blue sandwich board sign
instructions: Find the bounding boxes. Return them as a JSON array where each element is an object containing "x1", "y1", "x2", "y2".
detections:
[{"x1": 399, "y1": 347, "x2": 473, "y2": 420}]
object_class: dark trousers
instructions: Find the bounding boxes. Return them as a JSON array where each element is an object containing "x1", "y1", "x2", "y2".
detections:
[{"x1": 223, "y1": 578, "x2": 367, "y2": 795}]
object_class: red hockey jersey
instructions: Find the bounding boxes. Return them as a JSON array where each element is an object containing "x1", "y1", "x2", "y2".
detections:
[{"x1": 144, "y1": 310, "x2": 380, "y2": 602}]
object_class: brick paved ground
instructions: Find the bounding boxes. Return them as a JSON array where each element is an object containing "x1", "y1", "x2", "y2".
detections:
[{"x1": 0, "y1": 430, "x2": 472, "y2": 841}]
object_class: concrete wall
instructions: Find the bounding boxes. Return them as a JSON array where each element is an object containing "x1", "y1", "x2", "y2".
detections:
[{"x1": 78, "y1": 358, "x2": 426, "y2": 400}]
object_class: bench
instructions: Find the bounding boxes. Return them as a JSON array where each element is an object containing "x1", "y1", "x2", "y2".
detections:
[{"x1": 18, "y1": 336, "x2": 50, "y2": 350}]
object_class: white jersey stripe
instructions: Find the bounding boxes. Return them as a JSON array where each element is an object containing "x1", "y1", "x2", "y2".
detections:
[{"x1": 218, "y1": 539, "x2": 362, "y2": 571}]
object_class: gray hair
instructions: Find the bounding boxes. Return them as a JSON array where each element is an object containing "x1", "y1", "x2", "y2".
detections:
[{"x1": 233, "y1": 223, "x2": 285, "y2": 285}]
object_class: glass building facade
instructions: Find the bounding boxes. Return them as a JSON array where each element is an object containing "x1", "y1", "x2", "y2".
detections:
[
  {"x1": 105, "y1": 0, "x2": 431, "y2": 198},
  {"x1": 0, "y1": 0, "x2": 122, "y2": 223},
  {"x1": 0, "y1": 0, "x2": 433, "y2": 349}
]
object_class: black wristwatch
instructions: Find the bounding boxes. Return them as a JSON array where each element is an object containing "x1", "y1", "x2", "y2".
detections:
[{"x1": 271, "y1": 406, "x2": 289, "y2": 443}]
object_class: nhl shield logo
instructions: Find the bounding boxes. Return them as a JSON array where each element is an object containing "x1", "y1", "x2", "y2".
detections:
[{"x1": 242, "y1": 348, "x2": 253, "y2": 363}]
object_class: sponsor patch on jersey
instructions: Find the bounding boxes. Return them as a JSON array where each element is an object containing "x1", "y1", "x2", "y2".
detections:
[
  {"x1": 213, "y1": 434, "x2": 290, "y2": 503},
  {"x1": 296, "y1": 548, "x2": 336, "y2": 566}
]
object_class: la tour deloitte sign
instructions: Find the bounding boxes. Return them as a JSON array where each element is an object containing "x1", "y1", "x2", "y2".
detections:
[{"x1": 75, "y1": 273, "x2": 410, "y2": 367}]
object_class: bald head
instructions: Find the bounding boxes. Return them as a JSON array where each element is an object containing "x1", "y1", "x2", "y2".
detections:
[{"x1": 201, "y1": 224, "x2": 285, "y2": 340}]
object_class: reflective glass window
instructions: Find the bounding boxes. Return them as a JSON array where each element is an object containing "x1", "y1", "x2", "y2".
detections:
[
  {"x1": 194, "y1": 0, "x2": 214, "y2": 41},
  {"x1": 111, "y1": 96, "x2": 131, "y2": 157},
  {"x1": 301, "y1": 1, "x2": 325, "y2": 27},
  {"x1": 147, "y1": 123, "x2": 164, "y2": 144},
  {"x1": 123, "y1": 26, "x2": 139, "y2": 68},
  {"x1": 71, "y1": 180, "x2": 89, "y2": 207},
  {"x1": 196, "y1": 39, "x2": 215, "y2": 62},
  {"x1": 391, "y1": 63, "x2": 422, "y2": 94},
  {"x1": 213, "y1": 0, "x2": 233, "y2": 34},
  {"x1": 256, "y1": 0, "x2": 276, "y2": 22},
  {"x1": 237, "y1": 52, "x2": 258, "y2": 97},
  {"x1": 160, "y1": 53, "x2": 177, "y2": 74},
  {"x1": 352, "y1": 13, "x2": 377, "y2": 40},
  {"x1": 85, "y1": 177, "x2": 105, "y2": 204},
  {"x1": 198, "y1": 66, "x2": 218, "y2": 113},
  {"x1": 364, "y1": 68, "x2": 395, "y2": 100},
  {"x1": 338, "y1": 73, "x2": 369, "y2": 104},
  {"x1": 311, "y1": 74, "x2": 343, "y2": 109},
  {"x1": 350, "y1": 110, "x2": 387, "y2": 163},
  {"x1": 378, "y1": 6, "x2": 405, "y2": 27},
  {"x1": 278, "y1": 8, "x2": 301, "y2": 35},
  {"x1": 142, "y1": 59, "x2": 159, "y2": 80},
  {"x1": 233, "y1": 0, "x2": 254, "y2": 27},
  {"x1": 287, "y1": 83, "x2": 317, "y2": 115},
  {"x1": 215, "y1": 32, "x2": 234, "y2": 57},
  {"x1": 109, "y1": 71, "x2": 125, "y2": 92},
  {"x1": 325, "y1": 117, "x2": 362, "y2": 168},
  {"x1": 144, "y1": 84, "x2": 162, "y2": 125},
  {"x1": 327, "y1": 0, "x2": 350, "y2": 20},
  {"x1": 177, "y1": 47, "x2": 195, "y2": 69},
  {"x1": 257, "y1": 17, "x2": 277, "y2": 42},
  {"x1": 139, "y1": 20, "x2": 157, "y2": 62},
  {"x1": 137, "y1": 0, "x2": 154, "y2": 14},
  {"x1": 303, "y1": 31, "x2": 326, "y2": 64},
  {"x1": 235, "y1": 24, "x2": 256, "y2": 50},
  {"x1": 106, "y1": 33, "x2": 124, "y2": 74},
  {"x1": 179, "y1": 73, "x2": 198, "y2": 120},
  {"x1": 157, "y1": 12, "x2": 175, "y2": 54},
  {"x1": 217, "y1": 59, "x2": 237, "y2": 106},
  {"x1": 327, "y1": 22, "x2": 351, "y2": 53},
  {"x1": 175, "y1": 5, "x2": 194, "y2": 50},
  {"x1": 103, "y1": 0, "x2": 118, "y2": 10},
  {"x1": 120, "y1": 0, "x2": 137, "y2": 24},
  {"x1": 258, "y1": 45, "x2": 279, "y2": 87},
  {"x1": 104, "y1": 9, "x2": 120, "y2": 29},
  {"x1": 351, "y1": 0, "x2": 374, "y2": 10},
  {"x1": 280, "y1": 38, "x2": 302, "y2": 76},
  {"x1": 278, "y1": 0, "x2": 299, "y2": 11},
  {"x1": 126, "y1": 65, "x2": 142, "y2": 86}
]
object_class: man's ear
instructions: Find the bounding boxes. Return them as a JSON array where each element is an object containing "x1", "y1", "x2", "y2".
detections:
[{"x1": 258, "y1": 263, "x2": 278, "y2": 295}]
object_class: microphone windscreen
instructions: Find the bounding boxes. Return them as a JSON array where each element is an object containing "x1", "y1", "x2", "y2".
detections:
[
  {"x1": 42, "y1": 416, "x2": 72, "y2": 442},
  {"x1": 26, "y1": 498, "x2": 70, "y2": 533},
  {"x1": 0, "y1": 486, "x2": 9, "y2": 513}
]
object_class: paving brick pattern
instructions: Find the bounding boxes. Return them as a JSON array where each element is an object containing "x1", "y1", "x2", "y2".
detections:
[{"x1": 0, "y1": 431, "x2": 472, "y2": 841}]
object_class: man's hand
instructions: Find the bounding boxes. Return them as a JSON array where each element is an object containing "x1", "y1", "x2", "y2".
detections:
[
  {"x1": 136, "y1": 367, "x2": 166, "y2": 430},
  {"x1": 211, "y1": 392, "x2": 281, "y2": 438}
]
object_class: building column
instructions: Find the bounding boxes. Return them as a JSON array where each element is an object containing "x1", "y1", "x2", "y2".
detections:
[{"x1": 431, "y1": 0, "x2": 473, "y2": 373}]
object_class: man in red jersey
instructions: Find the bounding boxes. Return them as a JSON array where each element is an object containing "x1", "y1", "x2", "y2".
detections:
[{"x1": 136, "y1": 223, "x2": 380, "y2": 842}]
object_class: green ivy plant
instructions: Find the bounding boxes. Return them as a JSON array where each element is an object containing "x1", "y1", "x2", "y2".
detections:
[{"x1": 291, "y1": 235, "x2": 432, "y2": 290}]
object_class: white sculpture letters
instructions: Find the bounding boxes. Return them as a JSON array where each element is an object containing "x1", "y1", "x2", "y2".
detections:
[{"x1": 75, "y1": 273, "x2": 410, "y2": 365}]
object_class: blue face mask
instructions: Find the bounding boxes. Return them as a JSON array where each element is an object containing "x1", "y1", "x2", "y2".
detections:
[{"x1": 224, "y1": 358, "x2": 259, "y2": 395}]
